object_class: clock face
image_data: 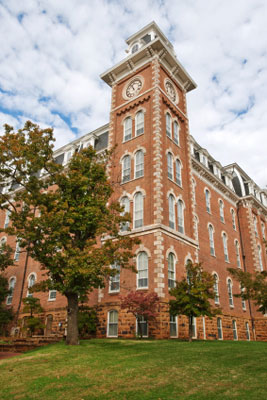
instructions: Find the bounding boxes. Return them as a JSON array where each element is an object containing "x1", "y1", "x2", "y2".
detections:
[
  {"x1": 125, "y1": 78, "x2": 142, "y2": 98},
  {"x1": 165, "y1": 80, "x2": 178, "y2": 103}
]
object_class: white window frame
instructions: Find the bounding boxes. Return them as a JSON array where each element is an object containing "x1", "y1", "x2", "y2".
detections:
[
  {"x1": 123, "y1": 117, "x2": 132, "y2": 142},
  {"x1": 6, "y1": 277, "x2": 16, "y2": 305},
  {"x1": 191, "y1": 316, "x2": 197, "y2": 339},
  {"x1": 48, "y1": 290, "x2": 57, "y2": 301},
  {"x1": 222, "y1": 233, "x2": 229, "y2": 262},
  {"x1": 166, "y1": 113, "x2": 172, "y2": 138},
  {"x1": 14, "y1": 240, "x2": 21, "y2": 261},
  {"x1": 258, "y1": 245, "x2": 263, "y2": 271},
  {"x1": 175, "y1": 159, "x2": 182, "y2": 186},
  {"x1": 134, "y1": 150, "x2": 144, "y2": 179},
  {"x1": 27, "y1": 273, "x2": 36, "y2": 298},
  {"x1": 136, "y1": 315, "x2": 148, "y2": 338},
  {"x1": 231, "y1": 209, "x2": 236, "y2": 230},
  {"x1": 219, "y1": 200, "x2": 224, "y2": 223},
  {"x1": 253, "y1": 216, "x2": 258, "y2": 237},
  {"x1": 122, "y1": 155, "x2": 131, "y2": 183},
  {"x1": 213, "y1": 273, "x2": 219, "y2": 304},
  {"x1": 177, "y1": 200, "x2": 184, "y2": 234},
  {"x1": 109, "y1": 263, "x2": 120, "y2": 293},
  {"x1": 170, "y1": 315, "x2": 178, "y2": 338},
  {"x1": 241, "y1": 286, "x2": 246, "y2": 310},
  {"x1": 173, "y1": 121, "x2": 179, "y2": 145},
  {"x1": 134, "y1": 192, "x2": 143, "y2": 229},
  {"x1": 107, "y1": 310, "x2": 118, "y2": 337},
  {"x1": 167, "y1": 153, "x2": 173, "y2": 179},
  {"x1": 232, "y1": 319, "x2": 238, "y2": 340},
  {"x1": 4, "y1": 209, "x2": 11, "y2": 229},
  {"x1": 120, "y1": 196, "x2": 130, "y2": 232},
  {"x1": 137, "y1": 251, "x2": 148, "y2": 289},
  {"x1": 209, "y1": 225, "x2": 215, "y2": 256},
  {"x1": 261, "y1": 222, "x2": 266, "y2": 239},
  {"x1": 227, "y1": 278, "x2": 234, "y2": 307},
  {"x1": 217, "y1": 317, "x2": 223, "y2": 340},
  {"x1": 245, "y1": 322, "x2": 250, "y2": 341},
  {"x1": 168, "y1": 253, "x2": 176, "y2": 289},
  {"x1": 205, "y1": 190, "x2": 211, "y2": 213},
  {"x1": 135, "y1": 111, "x2": 144, "y2": 136},
  {"x1": 235, "y1": 240, "x2": 241, "y2": 268},
  {"x1": 168, "y1": 194, "x2": 175, "y2": 230}
]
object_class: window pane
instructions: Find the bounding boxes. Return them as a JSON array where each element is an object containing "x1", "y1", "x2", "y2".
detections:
[
  {"x1": 173, "y1": 121, "x2": 179, "y2": 144},
  {"x1": 124, "y1": 117, "x2": 132, "y2": 141},
  {"x1": 108, "y1": 311, "x2": 118, "y2": 337},
  {"x1": 135, "y1": 111, "x2": 144, "y2": 136},
  {"x1": 135, "y1": 150, "x2": 144, "y2": 178},
  {"x1": 137, "y1": 252, "x2": 148, "y2": 288},
  {"x1": 134, "y1": 193, "x2": 143, "y2": 228},
  {"x1": 122, "y1": 156, "x2": 131, "y2": 183},
  {"x1": 168, "y1": 195, "x2": 175, "y2": 229},
  {"x1": 167, "y1": 153, "x2": 173, "y2": 179},
  {"x1": 175, "y1": 160, "x2": 181, "y2": 186},
  {"x1": 177, "y1": 200, "x2": 184, "y2": 233},
  {"x1": 170, "y1": 315, "x2": 177, "y2": 337},
  {"x1": 166, "y1": 113, "x2": 171, "y2": 138}
]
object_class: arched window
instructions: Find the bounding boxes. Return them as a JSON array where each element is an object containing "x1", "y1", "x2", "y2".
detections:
[
  {"x1": 194, "y1": 216, "x2": 199, "y2": 241},
  {"x1": 167, "y1": 153, "x2": 173, "y2": 179},
  {"x1": 208, "y1": 225, "x2": 215, "y2": 256},
  {"x1": 173, "y1": 121, "x2": 179, "y2": 145},
  {"x1": 134, "y1": 192, "x2": 143, "y2": 228},
  {"x1": 27, "y1": 274, "x2": 36, "y2": 298},
  {"x1": 177, "y1": 200, "x2": 184, "y2": 234},
  {"x1": 175, "y1": 160, "x2": 182, "y2": 186},
  {"x1": 122, "y1": 155, "x2": 131, "y2": 183},
  {"x1": 219, "y1": 200, "x2": 224, "y2": 223},
  {"x1": 231, "y1": 209, "x2": 236, "y2": 230},
  {"x1": 166, "y1": 113, "x2": 172, "y2": 138},
  {"x1": 222, "y1": 233, "x2": 229, "y2": 262},
  {"x1": 168, "y1": 253, "x2": 175, "y2": 288},
  {"x1": 253, "y1": 216, "x2": 258, "y2": 237},
  {"x1": 135, "y1": 150, "x2": 144, "y2": 178},
  {"x1": 137, "y1": 251, "x2": 148, "y2": 288},
  {"x1": 227, "y1": 278, "x2": 234, "y2": 307},
  {"x1": 120, "y1": 196, "x2": 130, "y2": 232},
  {"x1": 245, "y1": 322, "x2": 250, "y2": 341},
  {"x1": 213, "y1": 273, "x2": 219, "y2": 304},
  {"x1": 135, "y1": 111, "x2": 144, "y2": 136},
  {"x1": 168, "y1": 194, "x2": 175, "y2": 229},
  {"x1": 261, "y1": 222, "x2": 266, "y2": 239},
  {"x1": 217, "y1": 317, "x2": 223, "y2": 340},
  {"x1": 6, "y1": 277, "x2": 16, "y2": 305},
  {"x1": 170, "y1": 315, "x2": 178, "y2": 337},
  {"x1": 232, "y1": 319, "x2": 238, "y2": 340},
  {"x1": 205, "y1": 189, "x2": 211, "y2": 213},
  {"x1": 258, "y1": 245, "x2": 263, "y2": 271},
  {"x1": 235, "y1": 240, "x2": 241, "y2": 268},
  {"x1": 109, "y1": 263, "x2": 120, "y2": 293},
  {"x1": 14, "y1": 240, "x2": 20, "y2": 261},
  {"x1": 4, "y1": 209, "x2": 11, "y2": 229},
  {"x1": 0, "y1": 236, "x2": 7, "y2": 251},
  {"x1": 123, "y1": 117, "x2": 132, "y2": 141},
  {"x1": 107, "y1": 310, "x2": 118, "y2": 337},
  {"x1": 241, "y1": 286, "x2": 246, "y2": 310}
]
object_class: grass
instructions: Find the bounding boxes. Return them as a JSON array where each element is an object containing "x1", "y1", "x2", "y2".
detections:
[{"x1": 0, "y1": 339, "x2": 267, "y2": 400}]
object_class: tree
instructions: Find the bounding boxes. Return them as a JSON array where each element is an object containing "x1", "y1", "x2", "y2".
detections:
[
  {"x1": 120, "y1": 291, "x2": 159, "y2": 339},
  {"x1": 0, "y1": 121, "x2": 139, "y2": 345},
  {"x1": 169, "y1": 262, "x2": 221, "y2": 342},
  {"x1": 0, "y1": 239, "x2": 15, "y2": 335},
  {"x1": 228, "y1": 268, "x2": 267, "y2": 314},
  {"x1": 0, "y1": 275, "x2": 14, "y2": 335},
  {"x1": 21, "y1": 297, "x2": 44, "y2": 336}
]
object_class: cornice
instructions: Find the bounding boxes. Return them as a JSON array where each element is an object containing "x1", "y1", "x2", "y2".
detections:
[
  {"x1": 100, "y1": 37, "x2": 197, "y2": 92},
  {"x1": 191, "y1": 157, "x2": 239, "y2": 203}
]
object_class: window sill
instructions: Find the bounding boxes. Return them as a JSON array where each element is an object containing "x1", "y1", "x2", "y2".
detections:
[
  {"x1": 121, "y1": 175, "x2": 144, "y2": 185},
  {"x1": 166, "y1": 135, "x2": 181, "y2": 148},
  {"x1": 109, "y1": 291, "x2": 120, "y2": 295},
  {"x1": 123, "y1": 132, "x2": 144, "y2": 144},
  {"x1": 136, "y1": 287, "x2": 148, "y2": 291},
  {"x1": 168, "y1": 177, "x2": 183, "y2": 189},
  {"x1": 48, "y1": 298, "x2": 56, "y2": 302}
]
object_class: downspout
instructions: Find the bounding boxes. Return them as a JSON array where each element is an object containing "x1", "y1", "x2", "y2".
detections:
[{"x1": 236, "y1": 202, "x2": 256, "y2": 341}]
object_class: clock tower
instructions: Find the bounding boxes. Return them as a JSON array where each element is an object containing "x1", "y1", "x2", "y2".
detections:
[{"x1": 99, "y1": 21, "x2": 198, "y2": 338}]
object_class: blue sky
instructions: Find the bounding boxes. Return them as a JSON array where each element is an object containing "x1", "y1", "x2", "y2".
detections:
[{"x1": 0, "y1": 0, "x2": 266, "y2": 187}]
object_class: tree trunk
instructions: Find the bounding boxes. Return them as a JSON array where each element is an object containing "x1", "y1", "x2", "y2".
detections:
[
  {"x1": 66, "y1": 293, "x2": 79, "y2": 345},
  {"x1": 188, "y1": 316, "x2": 193, "y2": 342}
]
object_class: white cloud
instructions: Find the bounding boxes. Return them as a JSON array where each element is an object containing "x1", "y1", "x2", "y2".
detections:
[{"x1": 0, "y1": 0, "x2": 266, "y2": 187}]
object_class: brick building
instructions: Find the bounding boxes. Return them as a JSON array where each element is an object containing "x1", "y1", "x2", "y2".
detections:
[{"x1": 2, "y1": 22, "x2": 267, "y2": 341}]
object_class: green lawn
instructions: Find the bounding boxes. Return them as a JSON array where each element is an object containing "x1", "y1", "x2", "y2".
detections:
[{"x1": 0, "y1": 339, "x2": 266, "y2": 400}]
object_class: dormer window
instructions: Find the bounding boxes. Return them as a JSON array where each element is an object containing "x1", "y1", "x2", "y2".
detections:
[{"x1": 131, "y1": 43, "x2": 139, "y2": 54}]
